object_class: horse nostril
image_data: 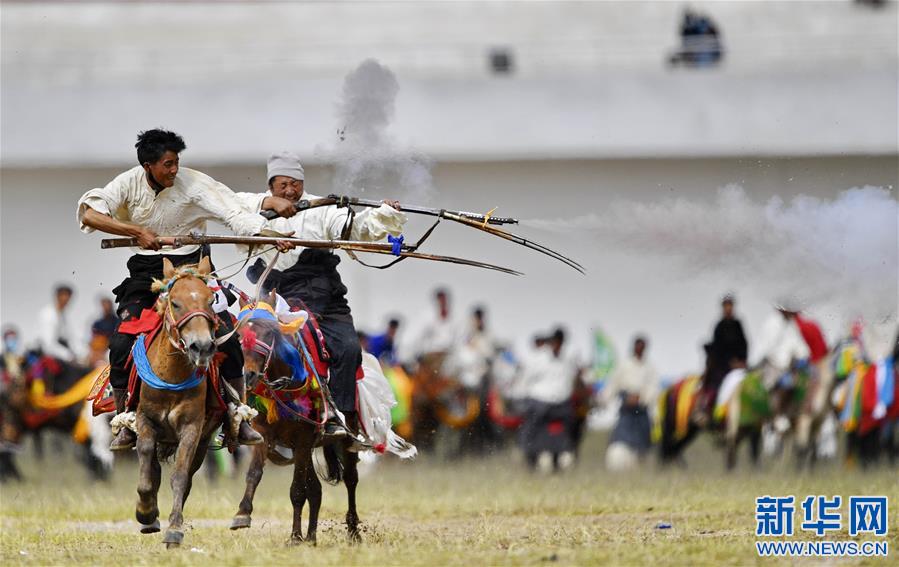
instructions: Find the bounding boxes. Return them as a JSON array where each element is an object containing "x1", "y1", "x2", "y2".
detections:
[{"x1": 189, "y1": 341, "x2": 215, "y2": 358}]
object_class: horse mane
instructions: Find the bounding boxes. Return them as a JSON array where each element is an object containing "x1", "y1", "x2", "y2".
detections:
[
  {"x1": 150, "y1": 265, "x2": 210, "y2": 295},
  {"x1": 151, "y1": 265, "x2": 211, "y2": 315}
]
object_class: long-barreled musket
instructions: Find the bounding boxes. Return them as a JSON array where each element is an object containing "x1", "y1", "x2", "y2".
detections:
[
  {"x1": 263, "y1": 195, "x2": 518, "y2": 226},
  {"x1": 263, "y1": 194, "x2": 585, "y2": 274},
  {"x1": 99, "y1": 234, "x2": 522, "y2": 276}
]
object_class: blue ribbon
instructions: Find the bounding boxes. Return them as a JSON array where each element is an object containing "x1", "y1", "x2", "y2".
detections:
[
  {"x1": 132, "y1": 335, "x2": 206, "y2": 391},
  {"x1": 388, "y1": 234, "x2": 404, "y2": 256},
  {"x1": 276, "y1": 339, "x2": 308, "y2": 386}
]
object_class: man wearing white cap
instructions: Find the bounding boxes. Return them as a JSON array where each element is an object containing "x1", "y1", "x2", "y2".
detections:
[{"x1": 238, "y1": 151, "x2": 407, "y2": 438}]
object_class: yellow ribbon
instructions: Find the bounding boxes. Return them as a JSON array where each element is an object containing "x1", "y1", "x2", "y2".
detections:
[
  {"x1": 482, "y1": 207, "x2": 497, "y2": 228},
  {"x1": 29, "y1": 367, "x2": 102, "y2": 411},
  {"x1": 239, "y1": 301, "x2": 308, "y2": 336}
]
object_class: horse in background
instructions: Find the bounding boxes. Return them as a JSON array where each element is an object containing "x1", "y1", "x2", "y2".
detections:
[
  {"x1": 406, "y1": 352, "x2": 482, "y2": 456},
  {"x1": 128, "y1": 257, "x2": 229, "y2": 547},
  {"x1": 0, "y1": 353, "x2": 110, "y2": 482},
  {"x1": 833, "y1": 337, "x2": 899, "y2": 467},
  {"x1": 230, "y1": 292, "x2": 363, "y2": 543},
  {"x1": 657, "y1": 364, "x2": 771, "y2": 470}
]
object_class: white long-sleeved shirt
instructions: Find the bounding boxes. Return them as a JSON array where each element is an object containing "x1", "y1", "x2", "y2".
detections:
[
  {"x1": 755, "y1": 313, "x2": 810, "y2": 371},
  {"x1": 603, "y1": 355, "x2": 659, "y2": 406},
  {"x1": 77, "y1": 166, "x2": 268, "y2": 255},
  {"x1": 239, "y1": 191, "x2": 407, "y2": 271},
  {"x1": 522, "y1": 347, "x2": 579, "y2": 405},
  {"x1": 37, "y1": 304, "x2": 77, "y2": 362},
  {"x1": 450, "y1": 328, "x2": 495, "y2": 389},
  {"x1": 417, "y1": 314, "x2": 462, "y2": 356}
]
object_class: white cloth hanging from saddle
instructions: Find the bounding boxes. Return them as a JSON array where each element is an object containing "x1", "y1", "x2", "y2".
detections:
[{"x1": 356, "y1": 352, "x2": 417, "y2": 459}]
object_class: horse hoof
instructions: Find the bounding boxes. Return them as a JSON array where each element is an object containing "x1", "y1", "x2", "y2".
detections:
[
  {"x1": 348, "y1": 531, "x2": 362, "y2": 544},
  {"x1": 230, "y1": 515, "x2": 252, "y2": 530},
  {"x1": 163, "y1": 529, "x2": 184, "y2": 546},
  {"x1": 287, "y1": 535, "x2": 304, "y2": 546},
  {"x1": 136, "y1": 508, "x2": 159, "y2": 527},
  {"x1": 140, "y1": 520, "x2": 161, "y2": 534}
]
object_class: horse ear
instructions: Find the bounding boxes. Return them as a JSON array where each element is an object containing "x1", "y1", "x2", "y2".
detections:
[
  {"x1": 266, "y1": 288, "x2": 278, "y2": 308},
  {"x1": 197, "y1": 256, "x2": 212, "y2": 276},
  {"x1": 162, "y1": 258, "x2": 176, "y2": 280}
]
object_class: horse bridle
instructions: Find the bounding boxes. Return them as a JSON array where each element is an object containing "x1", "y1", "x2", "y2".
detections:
[
  {"x1": 162, "y1": 279, "x2": 219, "y2": 354},
  {"x1": 244, "y1": 325, "x2": 276, "y2": 378}
]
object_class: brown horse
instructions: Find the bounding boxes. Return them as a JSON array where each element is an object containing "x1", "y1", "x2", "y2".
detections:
[
  {"x1": 230, "y1": 293, "x2": 362, "y2": 544},
  {"x1": 408, "y1": 352, "x2": 480, "y2": 455},
  {"x1": 132, "y1": 257, "x2": 224, "y2": 547}
]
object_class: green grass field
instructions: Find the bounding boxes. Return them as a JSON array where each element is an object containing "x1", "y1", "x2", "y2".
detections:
[{"x1": 1, "y1": 433, "x2": 897, "y2": 566}]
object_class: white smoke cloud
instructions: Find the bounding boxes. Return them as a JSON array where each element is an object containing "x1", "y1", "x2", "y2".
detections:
[
  {"x1": 316, "y1": 59, "x2": 434, "y2": 201},
  {"x1": 525, "y1": 185, "x2": 899, "y2": 321}
]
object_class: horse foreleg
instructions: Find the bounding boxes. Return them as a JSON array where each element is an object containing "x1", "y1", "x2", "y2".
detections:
[
  {"x1": 344, "y1": 448, "x2": 361, "y2": 543},
  {"x1": 135, "y1": 417, "x2": 161, "y2": 533},
  {"x1": 231, "y1": 442, "x2": 267, "y2": 530},
  {"x1": 291, "y1": 428, "x2": 322, "y2": 544},
  {"x1": 724, "y1": 395, "x2": 741, "y2": 471},
  {"x1": 288, "y1": 431, "x2": 318, "y2": 545},
  {"x1": 163, "y1": 422, "x2": 202, "y2": 547},
  {"x1": 181, "y1": 437, "x2": 211, "y2": 504},
  {"x1": 748, "y1": 427, "x2": 762, "y2": 468},
  {"x1": 794, "y1": 412, "x2": 812, "y2": 470}
]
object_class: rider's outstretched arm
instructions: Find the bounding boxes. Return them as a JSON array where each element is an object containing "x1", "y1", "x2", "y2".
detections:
[{"x1": 81, "y1": 208, "x2": 160, "y2": 251}]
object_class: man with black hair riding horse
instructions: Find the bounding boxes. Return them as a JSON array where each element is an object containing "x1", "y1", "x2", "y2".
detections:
[
  {"x1": 77, "y1": 129, "x2": 295, "y2": 451},
  {"x1": 241, "y1": 151, "x2": 407, "y2": 439}
]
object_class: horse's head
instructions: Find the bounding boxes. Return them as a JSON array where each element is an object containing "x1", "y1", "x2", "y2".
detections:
[
  {"x1": 158, "y1": 257, "x2": 218, "y2": 368},
  {"x1": 238, "y1": 289, "x2": 282, "y2": 390}
]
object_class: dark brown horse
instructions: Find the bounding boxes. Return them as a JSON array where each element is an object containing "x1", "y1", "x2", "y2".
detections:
[
  {"x1": 229, "y1": 293, "x2": 362, "y2": 544},
  {"x1": 132, "y1": 257, "x2": 224, "y2": 547},
  {"x1": 0, "y1": 355, "x2": 108, "y2": 482}
]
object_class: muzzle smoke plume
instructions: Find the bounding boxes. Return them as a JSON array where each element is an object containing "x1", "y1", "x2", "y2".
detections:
[
  {"x1": 525, "y1": 185, "x2": 898, "y2": 321},
  {"x1": 319, "y1": 59, "x2": 434, "y2": 202}
]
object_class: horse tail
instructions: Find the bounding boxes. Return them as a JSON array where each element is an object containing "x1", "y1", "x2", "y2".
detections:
[{"x1": 319, "y1": 444, "x2": 343, "y2": 485}]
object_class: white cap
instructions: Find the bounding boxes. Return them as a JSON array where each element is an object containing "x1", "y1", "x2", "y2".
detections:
[{"x1": 267, "y1": 151, "x2": 305, "y2": 183}]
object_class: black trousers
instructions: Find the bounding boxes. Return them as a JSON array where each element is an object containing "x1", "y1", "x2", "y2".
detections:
[
  {"x1": 108, "y1": 251, "x2": 243, "y2": 390},
  {"x1": 316, "y1": 318, "x2": 362, "y2": 413}
]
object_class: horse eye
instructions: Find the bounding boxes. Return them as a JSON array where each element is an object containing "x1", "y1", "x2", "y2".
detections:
[{"x1": 171, "y1": 301, "x2": 181, "y2": 310}]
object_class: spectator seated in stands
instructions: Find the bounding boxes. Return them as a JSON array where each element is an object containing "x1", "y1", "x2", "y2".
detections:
[{"x1": 669, "y1": 8, "x2": 724, "y2": 68}]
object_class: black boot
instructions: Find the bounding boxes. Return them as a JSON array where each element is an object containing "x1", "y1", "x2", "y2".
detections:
[
  {"x1": 109, "y1": 388, "x2": 137, "y2": 451},
  {"x1": 322, "y1": 416, "x2": 349, "y2": 440},
  {"x1": 226, "y1": 377, "x2": 263, "y2": 446}
]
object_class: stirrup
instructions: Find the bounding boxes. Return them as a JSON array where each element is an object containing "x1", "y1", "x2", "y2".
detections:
[{"x1": 322, "y1": 419, "x2": 349, "y2": 440}]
